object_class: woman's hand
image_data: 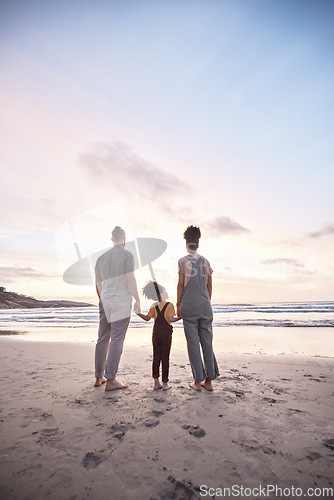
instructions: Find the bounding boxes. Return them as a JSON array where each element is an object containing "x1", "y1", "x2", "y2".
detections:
[{"x1": 176, "y1": 272, "x2": 184, "y2": 319}]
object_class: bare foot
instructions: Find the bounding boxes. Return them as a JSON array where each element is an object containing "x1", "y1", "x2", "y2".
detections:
[
  {"x1": 189, "y1": 382, "x2": 201, "y2": 392},
  {"x1": 153, "y1": 378, "x2": 162, "y2": 390},
  {"x1": 201, "y1": 380, "x2": 213, "y2": 391},
  {"x1": 163, "y1": 383, "x2": 172, "y2": 391},
  {"x1": 94, "y1": 377, "x2": 107, "y2": 387},
  {"x1": 105, "y1": 379, "x2": 128, "y2": 391}
]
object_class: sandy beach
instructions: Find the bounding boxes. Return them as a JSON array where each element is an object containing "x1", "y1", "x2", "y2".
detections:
[{"x1": 0, "y1": 330, "x2": 334, "y2": 500}]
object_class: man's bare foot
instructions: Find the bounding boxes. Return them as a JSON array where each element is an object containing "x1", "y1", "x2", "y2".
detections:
[
  {"x1": 201, "y1": 380, "x2": 213, "y2": 391},
  {"x1": 189, "y1": 382, "x2": 201, "y2": 392},
  {"x1": 163, "y1": 383, "x2": 172, "y2": 391},
  {"x1": 105, "y1": 379, "x2": 128, "y2": 391},
  {"x1": 94, "y1": 377, "x2": 107, "y2": 387}
]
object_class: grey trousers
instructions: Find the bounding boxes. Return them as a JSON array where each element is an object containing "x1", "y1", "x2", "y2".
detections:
[
  {"x1": 95, "y1": 301, "x2": 130, "y2": 379},
  {"x1": 183, "y1": 316, "x2": 219, "y2": 382}
]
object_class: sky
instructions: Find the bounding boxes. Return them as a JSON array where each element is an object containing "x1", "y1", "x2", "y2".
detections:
[{"x1": 0, "y1": 0, "x2": 333, "y2": 305}]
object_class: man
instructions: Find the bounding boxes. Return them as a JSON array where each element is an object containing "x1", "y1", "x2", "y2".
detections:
[{"x1": 94, "y1": 226, "x2": 141, "y2": 391}]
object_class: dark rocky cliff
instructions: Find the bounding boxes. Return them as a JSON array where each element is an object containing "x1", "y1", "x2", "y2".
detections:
[{"x1": 0, "y1": 290, "x2": 93, "y2": 309}]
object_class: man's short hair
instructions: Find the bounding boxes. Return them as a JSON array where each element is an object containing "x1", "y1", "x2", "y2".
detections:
[
  {"x1": 183, "y1": 225, "x2": 201, "y2": 250},
  {"x1": 112, "y1": 226, "x2": 125, "y2": 242}
]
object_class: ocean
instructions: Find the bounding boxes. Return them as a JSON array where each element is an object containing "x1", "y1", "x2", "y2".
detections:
[{"x1": 1, "y1": 301, "x2": 333, "y2": 329}]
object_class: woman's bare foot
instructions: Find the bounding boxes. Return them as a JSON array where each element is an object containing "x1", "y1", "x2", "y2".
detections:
[
  {"x1": 154, "y1": 378, "x2": 163, "y2": 390},
  {"x1": 163, "y1": 383, "x2": 172, "y2": 391},
  {"x1": 189, "y1": 382, "x2": 202, "y2": 391},
  {"x1": 201, "y1": 379, "x2": 213, "y2": 391},
  {"x1": 105, "y1": 379, "x2": 128, "y2": 391},
  {"x1": 94, "y1": 377, "x2": 107, "y2": 387}
]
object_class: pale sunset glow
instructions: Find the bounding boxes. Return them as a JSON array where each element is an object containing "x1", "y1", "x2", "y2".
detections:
[{"x1": 1, "y1": 0, "x2": 333, "y2": 304}]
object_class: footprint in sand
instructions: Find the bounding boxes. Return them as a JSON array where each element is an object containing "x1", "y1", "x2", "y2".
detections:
[
  {"x1": 263, "y1": 397, "x2": 287, "y2": 405},
  {"x1": 37, "y1": 427, "x2": 67, "y2": 451},
  {"x1": 40, "y1": 428, "x2": 59, "y2": 436},
  {"x1": 237, "y1": 439, "x2": 276, "y2": 456},
  {"x1": 20, "y1": 408, "x2": 56, "y2": 429},
  {"x1": 19, "y1": 407, "x2": 40, "y2": 428},
  {"x1": 152, "y1": 409, "x2": 164, "y2": 417},
  {"x1": 287, "y1": 408, "x2": 309, "y2": 417},
  {"x1": 108, "y1": 422, "x2": 133, "y2": 440},
  {"x1": 105, "y1": 396, "x2": 120, "y2": 403},
  {"x1": 304, "y1": 374, "x2": 326, "y2": 383},
  {"x1": 323, "y1": 439, "x2": 334, "y2": 451},
  {"x1": 223, "y1": 395, "x2": 236, "y2": 404},
  {"x1": 182, "y1": 424, "x2": 206, "y2": 438},
  {"x1": 143, "y1": 419, "x2": 160, "y2": 428},
  {"x1": 228, "y1": 389, "x2": 245, "y2": 399},
  {"x1": 153, "y1": 397, "x2": 165, "y2": 403},
  {"x1": 306, "y1": 452, "x2": 322, "y2": 462},
  {"x1": 82, "y1": 451, "x2": 105, "y2": 469},
  {"x1": 153, "y1": 476, "x2": 199, "y2": 500},
  {"x1": 67, "y1": 398, "x2": 91, "y2": 407},
  {"x1": 262, "y1": 397, "x2": 277, "y2": 404}
]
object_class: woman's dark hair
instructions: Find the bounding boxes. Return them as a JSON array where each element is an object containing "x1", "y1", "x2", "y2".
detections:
[
  {"x1": 142, "y1": 281, "x2": 166, "y2": 301},
  {"x1": 183, "y1": 225, "x2": 201, "y2": 250}
]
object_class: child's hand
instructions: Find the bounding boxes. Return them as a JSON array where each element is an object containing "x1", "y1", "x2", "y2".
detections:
[
  {"x1": 137, "y1": 313, "x2": 151, "y2": 321},
  {"x1": 169, "y1": 315, "x2": 181, "y2": 323}
]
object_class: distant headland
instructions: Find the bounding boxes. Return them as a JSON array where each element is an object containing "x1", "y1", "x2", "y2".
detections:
[{"x1": 0, "y1": 287, "x2": 94, "y2": 309}]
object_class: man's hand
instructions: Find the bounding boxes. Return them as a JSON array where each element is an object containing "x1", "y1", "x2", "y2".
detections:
[
  {"x1": 134, "y1": 299, "x2": 141, "y2": 314},
  {"x1": 125, "y1": 271, "x2": 141, "y2": 312},
  {"x1": 176, "y1": 305, "x2": 181, "y2": 318}
]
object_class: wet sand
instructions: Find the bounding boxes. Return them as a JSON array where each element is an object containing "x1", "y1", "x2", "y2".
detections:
[{"x1": 3, "y1": 324, "x2": 334, "y2": 357}]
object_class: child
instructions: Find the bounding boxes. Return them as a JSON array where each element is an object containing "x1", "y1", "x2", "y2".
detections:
[{"x1": 137, "y1": 281, "x2": 180, "y2": 390}]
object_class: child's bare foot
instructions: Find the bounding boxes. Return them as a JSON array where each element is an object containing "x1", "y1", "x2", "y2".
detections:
[
  {"x1": 105, "y1": 379, "x2": 128, "y2": 391},
  {"x1": 163, "y1": 383, "x2": 172, "y2": 391},
  {"x1": 189, "y1": 382, "x2": 202, "y2": 391},
  {"x1": 154, "y1": 378, "x2": 163, "y2": 390},
  {"x1": 94, "y1": 377, "x2": 107, "y2": 387},
  {"x1": 201, "y1": 379, "x2": 213, "y2": 391}
]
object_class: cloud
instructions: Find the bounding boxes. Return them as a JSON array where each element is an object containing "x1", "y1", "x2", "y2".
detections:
[
  {"x1": 79, "y1": 141, "x2": 187, "y2": 199},
  {"x1": 307, "y1": 223, "x2": 334, "y2": 238},
  {"x1": 0, "y1": 266, "x2": 60, "y2": 283},
  {"x1": 261, "y1": 258, "x2": 314, "y2": 275},
  {"x1": 261, "y1": 258, "x2": 304, "y2": 267},
  {"x1": 208, "y1": 216, "x2": 250, "y2": 235}
]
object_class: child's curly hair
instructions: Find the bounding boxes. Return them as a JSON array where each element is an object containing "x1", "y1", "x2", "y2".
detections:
[{"x1": 142, "y1": 280, "x2": 166, "y2": 301}]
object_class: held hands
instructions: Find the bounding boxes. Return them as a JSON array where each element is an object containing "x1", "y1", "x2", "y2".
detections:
[
  {"x1": 176, "y1": 305, "x2": 181, "y2": 319},
  {"x1": 134, "y1": 299, "x2": 141, "y2": 314}
]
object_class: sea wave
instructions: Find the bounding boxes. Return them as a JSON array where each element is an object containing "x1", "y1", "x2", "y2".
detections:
[
  {"x1": 0, "y1": 302, "x2": 333, "y2": 329},
  {"x1": 212, "y1": 302, "x2": 334, "y2": 314}
]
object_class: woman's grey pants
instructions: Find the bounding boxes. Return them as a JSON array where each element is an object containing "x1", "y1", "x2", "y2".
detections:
[
  {"x1": 95, "y1": 302, "x2": 130, "y2": 379},
  {"x1": 183, "y1": 316, "x2": 219, "y2": 382}
]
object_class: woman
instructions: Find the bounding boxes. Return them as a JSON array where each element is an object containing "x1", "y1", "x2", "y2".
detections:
[{"x1": 176, "y1": 225, "x2": 219, "y2": 391}]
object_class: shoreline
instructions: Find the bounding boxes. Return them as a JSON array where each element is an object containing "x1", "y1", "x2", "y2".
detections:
[
  {"x1": 0, "y1": 338, "x2": 333, "y2": 499},
  {"x1": 1, "y1": 324, "x2": 333, "y2": 358}
]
